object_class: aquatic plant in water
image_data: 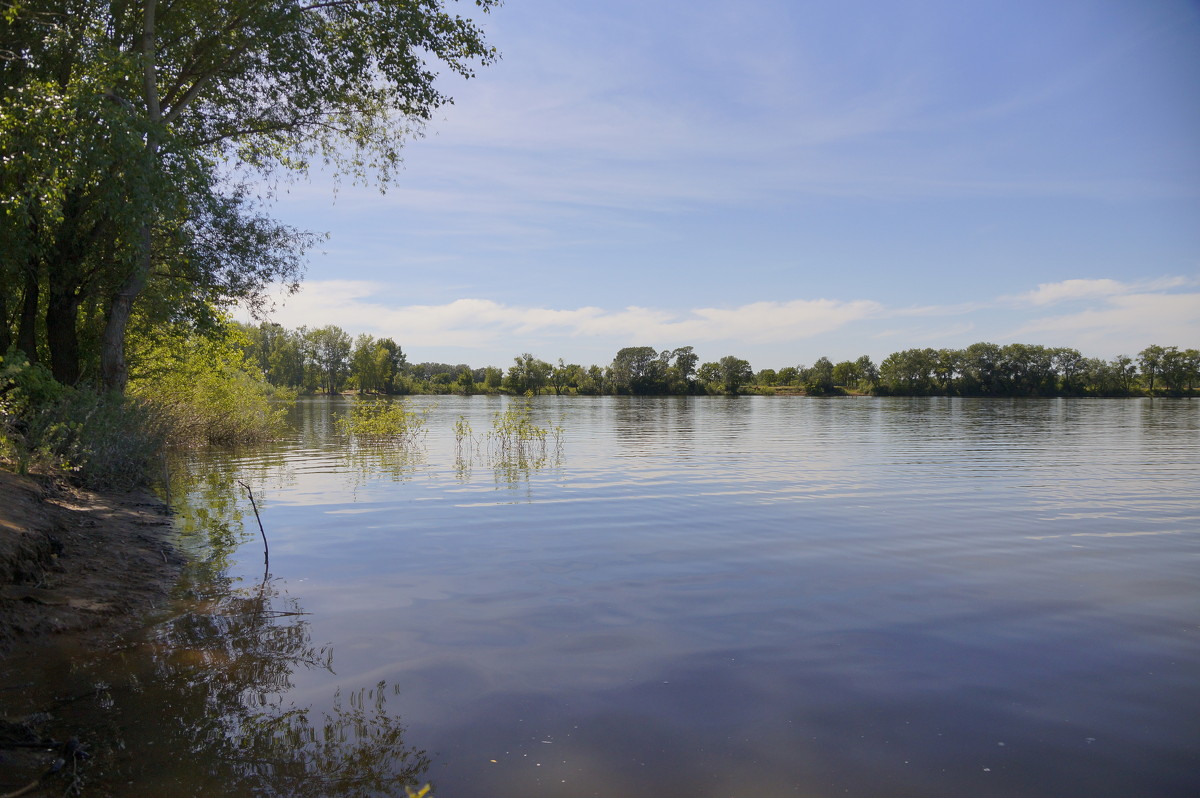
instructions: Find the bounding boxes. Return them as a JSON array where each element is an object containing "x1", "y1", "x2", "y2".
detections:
[
  {"x1": 485, "y1": 400, "x2": 563, "y2": 465},
  {"x1": 336, "y1": 397, "x2": 428, "y2": 446}
]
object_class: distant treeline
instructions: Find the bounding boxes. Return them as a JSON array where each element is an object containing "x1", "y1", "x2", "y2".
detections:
[{"x1": 237, "y1": 323, "x2": 1197, "y2": 398}]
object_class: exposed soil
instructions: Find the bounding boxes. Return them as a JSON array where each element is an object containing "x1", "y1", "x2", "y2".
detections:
[{"x1": 0, "y1": 469, "x2": 184, "y2": 795}]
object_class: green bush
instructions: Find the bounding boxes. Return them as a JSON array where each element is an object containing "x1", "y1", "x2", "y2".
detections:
[
  {"x1": 1, "y1": 351, "x2": 162, "y2": 489},
  {"x1": 336, "y1": 397, "x2": 427, "y2": 445},
  {"x1": 129, "y1": 325, "x2": 292, "y2": 447}
]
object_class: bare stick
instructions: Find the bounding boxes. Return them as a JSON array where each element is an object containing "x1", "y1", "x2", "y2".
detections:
[
  {"x1": 161, "y1": 449, "x2": 171, "y2": 508},
  {"x1": 237, "y1": 480, "x2": 269, "y2": 568}
]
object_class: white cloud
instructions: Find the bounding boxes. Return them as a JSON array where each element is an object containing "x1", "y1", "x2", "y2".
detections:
[
  {"x1": 1019, "y1": 278, "x2": 1128, "y2": 306},
  {"x1": 1015, "y1": 276, "x2": 1192, "y2": 306},
  {"x1": 249, "y1": 282, "x2": 883, "y2": 353},
  {"x1": 239, "y1": 275, "x2": 1196, "y2": 365},
  {"x1": 1008, "y1": 290, "x2": 1200, "y2": 355}
]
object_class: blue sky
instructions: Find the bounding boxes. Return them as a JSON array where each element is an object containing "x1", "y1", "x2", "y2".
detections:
[{"x1": 253, "y1": 0, "x2": 1200, "y2": 370}]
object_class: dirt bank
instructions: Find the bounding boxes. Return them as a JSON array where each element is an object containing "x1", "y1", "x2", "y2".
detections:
[
  {"x1": 1, "y1": 470, "x2": 184, "y2": 795},
  {"x1": 0, "y1": 470, "x2": 183, "y2": 657},
  {"x1": 0, "y1": 470, "x2": 188, "y2": 796}
]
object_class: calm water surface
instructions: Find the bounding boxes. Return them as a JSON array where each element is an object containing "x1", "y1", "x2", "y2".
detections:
[{"x1": 19, "y1": 397, "x2": 1200, "y2": 796}]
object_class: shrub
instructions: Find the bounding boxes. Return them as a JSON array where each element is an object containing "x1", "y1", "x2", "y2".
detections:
[
  {"x1": 129, "y1": 325, "x2": 292, "y2": 447},
  {"x1": 336, "y1": 397, "x2": 428, "y2": 446},
  {"x1": 1, "y1": 351, "x2": 162, "y2": 489}
]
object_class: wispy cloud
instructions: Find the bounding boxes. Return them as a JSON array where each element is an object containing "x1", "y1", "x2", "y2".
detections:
[
  {"x1": 243, "y1": 273, "x2": 1198, "y2": 365},
  {"x1": 259, "y1": 282, "x2": 882, "y2": 350},
  {"x1": 998, "y1": 275, "x2": 1200, "y2": 357},
  {"x1": 1012, "y1": 276, "x2": 1194, "y2": 306},
  {"x1": 1008, "y1": 291, "x2": 1200, "y2": 351}
]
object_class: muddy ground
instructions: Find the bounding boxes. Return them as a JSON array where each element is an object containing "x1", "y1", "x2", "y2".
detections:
[{"x1": 0, "y1": 469, "x2": 183, "y2": 796}]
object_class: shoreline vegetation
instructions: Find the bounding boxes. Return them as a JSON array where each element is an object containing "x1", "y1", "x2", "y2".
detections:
[
  {"x1": 2, "y1": 324, "x2": 1196, "y2": 495},
  {"x1": 236, "y1": 322, "x2": 1197, "y2": 399}
]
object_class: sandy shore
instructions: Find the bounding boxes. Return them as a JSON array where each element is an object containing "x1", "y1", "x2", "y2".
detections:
[{"x1": 0, "y1": 470, "x2": 184, "y2": 657}]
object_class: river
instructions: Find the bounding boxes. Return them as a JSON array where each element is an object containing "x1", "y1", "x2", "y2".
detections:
[{"x1": 21, "y1": 397, "x2": 1200, "y2": 796}]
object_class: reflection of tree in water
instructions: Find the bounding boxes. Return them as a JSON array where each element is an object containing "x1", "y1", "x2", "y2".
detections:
[
  {"x1": 340, "y1": 438, "x2": 428, "y2": 492},
  {"x1": 127, "y1": 564, "x2": 431, "y2": 796},
  {"x1": 85, "y1": 453, "x2": 432, "y2": 795},
  {"x1": 235, "y1": 681, "x2": 431, "y2": 797},
  {"x1": 164, "y1": 445, "x2": 298, "y2": 567}
]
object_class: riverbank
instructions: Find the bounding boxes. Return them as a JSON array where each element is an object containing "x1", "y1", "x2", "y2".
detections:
[
  {"x1": 0, "y1": 470, "x2": 183, "y2": 656},
  {"x1": 0, "y1": 469, "x2": 184, "y2": 795}
]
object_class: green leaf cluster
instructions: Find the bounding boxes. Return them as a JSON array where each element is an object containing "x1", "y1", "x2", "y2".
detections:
[
  {"x1": 127, "y1": 318, "x2": 292, "y2": 446},
  {"x1": 2, "y1": 0, "x2": 498, "y2": 391},
  {"x1": 336, "y1": 396, "x2": 428, "y2": 444},
  {"x1": 0, "y1": 349, "x2": 161, "y2": 487}
]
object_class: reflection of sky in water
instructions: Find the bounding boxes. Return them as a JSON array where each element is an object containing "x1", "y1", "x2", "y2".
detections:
[{"x1": 162, "y1": 397, "x2": 1200, "y2": 797}]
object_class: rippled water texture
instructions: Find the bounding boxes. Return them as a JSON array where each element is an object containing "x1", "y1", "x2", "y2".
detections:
[{"x1": 29, "y1": 398, "x2": 1200, "y2": 795}]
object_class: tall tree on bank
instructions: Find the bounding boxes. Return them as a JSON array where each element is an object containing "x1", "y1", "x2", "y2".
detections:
[{"x1": 1, "y1": 0, "x2": 498, "y2": 391}]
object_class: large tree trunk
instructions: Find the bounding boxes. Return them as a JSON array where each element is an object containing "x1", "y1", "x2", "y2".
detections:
[
  {"x1": 46, "y1": 281, "x2": 82, "y2": 385},
  {"x1": 99, "y1": 1, "x2": 161, "y2": 395},
  {"x1": 100, "y1": 226, "x2": 151, "y2": 394},
  {"x1": 16, "y1": 261, "x2": 40, "y2": 364},
  {"x1": 0, "y1": 287, "x2": 11, "y2": 354}
]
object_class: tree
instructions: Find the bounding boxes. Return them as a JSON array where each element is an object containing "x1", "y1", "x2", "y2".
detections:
[
  {"x1": 1051, "y1": 347, "x2": 1085, "y2": 395},
  {"x1": 830, "y1": 360, "x2": 858, "y2": 389},
  {"x1": 579, "y1": 365, "x2": 605, "y2": 395},
  {"x1": 803, "y1": 356, "x2": 835, "y2": 394},
  {"x1": 453, "y1": 369, "x2": 476, "y2": 395},
  {"x1": 350, "y1": 334, "x2": 380, "y2": 392},
  {"x1": 1183, "y1": 349, "x2": 1200, "y2": 393},
  {"x1": 2, "y1": 0, "x2": 498, "y2": 391},
  {"x1": 1112, "y1": 355, "x2": 1137, "y2": 394},
  {"x1": 999, "y1": 343, "x2": 1055, "y2": 395},
  {"x1": 961, "y1": 342, "x2": 1003, "y2": 395},
  {"x1": 1157, "y1": 346, "x2": 1195, "y2": 394},
  {"x1": 878, "y1": 349, "x2": 935, "y2": 394},
  {"x1": 776, "y1": 366, "x2": 800, "y2": 386},
  {"x1": 305, "y1": 325, "x2": 351, "y2": 394},
  {"x1": 717, "y1": 355, "x2": 753, "y2": 395},
  {"x1": 609, "y1": 346, "x2": 665, "y2": 394},
  {"x1": 549, "y1": 359, "x2": 573, "y2": 395},
  {"x1": 374, "y1": 338, "x2": 406, "y2": 394},
  {"x1": 505, "y1": 353, "x2": 551, "y2": 395},
  {"x1": 1138, "y1": 345, "x2": 1166, "y2": 393},
  {"x1": 665, "y1": 346, "x2": 698, "y2": 393},
  {"x1": 697, "y1": 361, "x2": 720, "y2": 392},
  {"x1": 855, "y1": 355, "x2": 879, "y2": 391},
  {"x1": 931, "y1": 349, "x2": 960, "y2": 393}
]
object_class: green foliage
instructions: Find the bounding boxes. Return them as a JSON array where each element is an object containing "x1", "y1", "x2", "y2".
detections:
[
  {"x1": 869, "y1": 342, "x2": 1200, "y2": 397},
  {"x1": 504, "y1": 353, "x2": 552, "y2": 395},
  {"x1": 305, "y1": 325, "x2": 353, "y2": 394},
  {"x1": 609, "y1": 346, "x2": 665, "y2": 394},
  {"x1": 0, "y1": 351, "x2": 162, "y2": 488},
  {"x1": 337, "y1": 397, "x2": 428, "y2": 446},
  {"x1": 128, "y1": 323, "x2": 290, "y2": 447},
  {"x1": 717, "y1": 355, "x2": 753, "y2": 395},
  {"x1": 801, "y1": 356, "x2": 835, "y2": 395},
  {"x1": 1, "y1": 0, "x2": 497, "y2": 391},
  {"x1": 487, "y1": 400, "x2": 562, "y2": 461},
  {"x1": 179, "y1": 322, "x2": 1200, "y2": 404}
]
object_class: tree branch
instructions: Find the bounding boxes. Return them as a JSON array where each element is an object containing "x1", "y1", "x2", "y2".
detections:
[{"x1": 141, "y1": 0, "x2": 162, "y2": 125}]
